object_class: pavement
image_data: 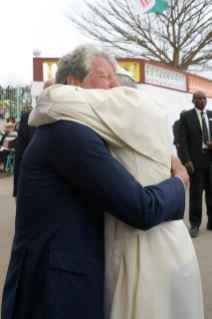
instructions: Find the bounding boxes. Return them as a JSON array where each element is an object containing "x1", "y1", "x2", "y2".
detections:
[{"x1": 0, "y1": 123, "x2": 211, "y2": 318}]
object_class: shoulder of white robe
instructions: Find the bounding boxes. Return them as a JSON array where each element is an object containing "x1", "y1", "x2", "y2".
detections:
[
  {"x1": 28, "y1": 86, "x2": 56, "y2": 127},
  {"x1": 79, "y1": 88, "x2": 170, "y2": 168}
]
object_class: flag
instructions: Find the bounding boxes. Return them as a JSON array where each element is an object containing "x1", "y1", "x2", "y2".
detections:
[{"x1": 134, "y1": 0, "x2": 168, "y2": 15}]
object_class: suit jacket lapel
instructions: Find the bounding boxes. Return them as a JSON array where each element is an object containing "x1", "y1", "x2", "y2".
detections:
[{"x1": 192, "y1": 108, "x2": 202, "y2": 133}]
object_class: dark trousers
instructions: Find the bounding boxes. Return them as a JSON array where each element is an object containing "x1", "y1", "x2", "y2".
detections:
[
  {"x1": 189, "y1": 151, "x2": 212, "y2": 227},
  {"x1": 176, "y1": 146, "x2": 182, "y2": 162}
]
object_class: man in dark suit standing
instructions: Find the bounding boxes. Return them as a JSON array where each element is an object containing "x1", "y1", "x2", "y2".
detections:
[
  {"x1": 173, "y1": 110, "x2": 186, "y2": 160},
  {"x1": 2, "y1": 45, "x2": 188, "y2": 319},
  {"x1": 179, "y1": 91, "x2": 212, "y2": 237}
]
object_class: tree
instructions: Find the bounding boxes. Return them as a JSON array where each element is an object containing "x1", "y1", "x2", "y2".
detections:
[{"x1": 65, "y1": 0, "x2": 212, "y2": 71}]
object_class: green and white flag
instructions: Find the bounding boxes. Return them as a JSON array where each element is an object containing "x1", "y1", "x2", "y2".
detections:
[{"x1": 134, "y1": 0, "x2": 168, "y2": 15}]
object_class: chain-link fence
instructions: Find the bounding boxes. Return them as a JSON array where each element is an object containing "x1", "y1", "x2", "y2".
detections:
[{"x1": 0, "y1": 86, "x2": 31, "y2": 121}]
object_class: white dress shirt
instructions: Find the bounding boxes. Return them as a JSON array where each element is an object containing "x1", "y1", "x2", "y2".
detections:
[{"x1": 195, "y1": 107, "x2": 210, "y2": 149}]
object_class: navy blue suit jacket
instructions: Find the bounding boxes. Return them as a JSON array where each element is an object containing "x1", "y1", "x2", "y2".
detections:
[{"x1": 2, "y1": 121, "x2": 185, "y2": 319}]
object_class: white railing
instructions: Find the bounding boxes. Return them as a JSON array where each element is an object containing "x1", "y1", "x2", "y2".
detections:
[
  {"x1": 145, "y1": 63, "x2": 186, "y2": 91},
  {"x1": 43, "y1": 61, "x2": 58, "y2": 81}
]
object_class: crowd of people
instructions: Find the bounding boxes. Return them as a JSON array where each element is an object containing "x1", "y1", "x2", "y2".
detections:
[
  {"x1": 0, "y1": 86, "x2": 32, "y2": 120},
  {"x1": 0, "y1": 86, "x2": 31, "y2": 100},
  {"x1": 0, "y1": 44, "x2": 209, "y2": 319}
]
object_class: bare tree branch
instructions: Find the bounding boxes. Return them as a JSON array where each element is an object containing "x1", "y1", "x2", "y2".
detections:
[{"x1": 64, "y1": 0, "x2": 212, "y2": 70}]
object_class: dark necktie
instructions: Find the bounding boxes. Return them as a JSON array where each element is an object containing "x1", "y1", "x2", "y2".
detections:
[{"x1": 200, "y1": 111, "x2": 209, "y2": 144}]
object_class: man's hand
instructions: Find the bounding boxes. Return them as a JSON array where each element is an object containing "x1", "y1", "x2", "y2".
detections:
[
  {"x1": 206, "y1": 141, "x2": 212, "y2": 150},
  {"x1": 171, "y1": 155, "x2": 189, "y2": 190},
  {"x1": 184, "y1": 161, "x2": 195, "y2": 174}
]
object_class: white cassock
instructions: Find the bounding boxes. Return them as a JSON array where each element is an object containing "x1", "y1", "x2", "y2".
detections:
[{"x1": 29, "y1": 85, "x2": 204, "y2": 319}]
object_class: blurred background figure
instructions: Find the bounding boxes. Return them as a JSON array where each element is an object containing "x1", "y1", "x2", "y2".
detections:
[
  {"x1": 116, "y1": 66, "x2": 137, "y2": 89},
  {"x1": 14, "y1": 122, "x2": 20, "y2": 133},
  {"x1": 13, "y1": 113, "x2": 36, "y2": 200},
  {"x1": 0, "y1": 123, "x2": 17, "y2": 170},
  {"x1": 7, "y1": 122, "x2": 20, "y2": 150},
  {"x1": 43, "y1": 78, "x2": 55, "y2": 89},
  {"x1": 173, "y1": 110, "x2": 186, "y2": 160},
  {"x1": 6, "y1": 117, "x2": 15, "y2": 124},
  {"x1": 13, "y1": 78, "x2": 55, "y2": 202}
]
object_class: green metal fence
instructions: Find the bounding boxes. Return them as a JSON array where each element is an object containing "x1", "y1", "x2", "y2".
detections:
[{"x1": 0, "y1": 86, "x2": 31, "y2": 121}]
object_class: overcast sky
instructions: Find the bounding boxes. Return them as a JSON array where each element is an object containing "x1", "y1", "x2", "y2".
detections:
[
  {"x1": 0, "y1": 0, "x2": 211, "y2": 86},
  {"x1": 0, "y1": 0, "x2": 85, "y2": 86}
]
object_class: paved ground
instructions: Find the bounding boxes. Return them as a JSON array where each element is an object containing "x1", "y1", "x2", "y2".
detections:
[
  {"x1": 0, "y1": 119, "x2": 211, "y2": 317},
  {"x1": 0, "y1": 175, "x2": 212, "y2": 318}
]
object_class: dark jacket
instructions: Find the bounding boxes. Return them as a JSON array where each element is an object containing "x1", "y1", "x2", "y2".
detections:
[
  {"x1": 173, "y1": 119, "x2": 180, "y2": 145},
  {"x1": 2, "y1": 121, "x2": 185, "y2": 319},
  {"x1": 13, "y1": 111, "x2": 37, "y2": 196},
  {"x1": 179, "y1": 108, "x2": 212, "y2": 167},
  {"x1": 8, "y1": 138, "x2": 17, "y2": 149}
]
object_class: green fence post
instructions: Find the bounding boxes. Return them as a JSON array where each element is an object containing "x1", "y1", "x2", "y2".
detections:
[{"x1": 16, "y1": 87, "x2": 20, "y2": 120}]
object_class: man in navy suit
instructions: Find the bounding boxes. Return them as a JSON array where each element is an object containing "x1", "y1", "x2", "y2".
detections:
[{"x1": 2, "y1": 44, "x2": 188, "y2": 319}]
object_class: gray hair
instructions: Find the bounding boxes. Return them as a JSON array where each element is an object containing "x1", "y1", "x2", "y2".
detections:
[
  {"x1": 116, "y1": 74, "x2": 137, "y2": 89},
  {"x1": 56, "y1": 44, "x2": 117, "y2": 85}
]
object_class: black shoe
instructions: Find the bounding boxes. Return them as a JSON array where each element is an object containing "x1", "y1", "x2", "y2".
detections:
[
  {"x1": 189, "y1": 226, "x2": 199, "y2": 238},
  {"x1": 206, "y1": 223, "x2": 212, "y2": 231}
]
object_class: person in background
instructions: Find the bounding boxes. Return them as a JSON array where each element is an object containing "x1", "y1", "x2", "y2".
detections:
[
  {"x1": 0, "y1": 123, "x2": 17, "y2": 170},
  {"x1": 7, "y1": 122, "x2": 20, "y2": 150},
  {"x1": 6, "y1": 86, "x2": 10, "y2": 100},
  {"x1": 43, "y1": 78, "x2": 55, "y2": 89},
  {"x1": 179, "y1": 91, "x2": 212, "y2": 237},
  {"x1": 14, "y1": 122, "x2": 20, "y2": 133},
  {"x1": 13, "y1": 78, "x2": 55, "y2": 202},
  {"x1": 7, "y1": 117, "x2": 15, "y2": 124},
  {"x1": 115, "y1": 69, "x2": 137, "y2": 89},
  {"x1": 173, "y1": 110, "x2": 186, "y2": 160}
]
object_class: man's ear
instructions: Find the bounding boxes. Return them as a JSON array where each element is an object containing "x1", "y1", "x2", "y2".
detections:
[{"x1": 67, "y1": 76, "x2": 81, "y2": 86}]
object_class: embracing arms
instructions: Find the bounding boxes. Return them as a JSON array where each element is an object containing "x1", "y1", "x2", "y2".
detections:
[{"x1": 48, "y1": 121, "x2": 188, "y2": 230}]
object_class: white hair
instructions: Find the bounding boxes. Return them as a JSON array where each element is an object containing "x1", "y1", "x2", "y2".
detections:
[
  {"x1": 116, "y1": 74, "x2": 137, "y2": 89},
  {"x1": 56, "y1": 44, "x2": 117, "y2": 85}
]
